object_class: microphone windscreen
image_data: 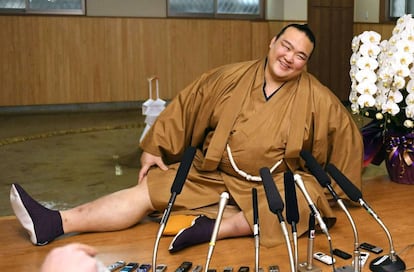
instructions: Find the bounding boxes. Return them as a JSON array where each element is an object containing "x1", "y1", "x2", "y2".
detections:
[
  {"x1": 170, "y1": 146, "x2": 196, "y2": 194},
  {"x1": 326, "y1": 163, "x2": 362, "y2": 202},
  {"x1": 300, "y1": 150, "x2": 331, "y2": 187},
  {"x1": 284, "y1": 170, "x2": 299, "y2": 224},
  {"x1": 260, "y1": 167, "x2": 284, "y2": 214},
  {"x1": 252, "y1": 188, "x2": 258, "y2": 225}
]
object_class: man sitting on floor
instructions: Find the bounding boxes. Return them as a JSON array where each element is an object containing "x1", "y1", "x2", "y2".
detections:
[{"x1": 10, "y1": 23, "x2": 363, "y2": 252}]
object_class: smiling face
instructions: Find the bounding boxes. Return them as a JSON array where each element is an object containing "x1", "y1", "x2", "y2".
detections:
[{"x1": 266, "y1": 26, "x2": 314, "y2": 84}]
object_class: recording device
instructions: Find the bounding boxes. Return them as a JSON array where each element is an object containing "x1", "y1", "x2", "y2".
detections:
[
  {"x1": 300, "y1": 150, "x2": 361, "y2": 272},
  {"x1": 192, "y1": 265, "x2": 203, "y2": 272},
  {"x1": 298, "y1": 214, "x2": 322, "y2": 272},
  {"x1": 120, "y1": 263, "x2": 139, "y2": 272},
  {"x1": 333, "y1": 248, "x2": 353, "y2": 260},
  {"x1": 313, "y1": 252, "x2": 336, "y2": 265},
  {"x1": 152, "y1": 146, "x2": 196, "y2": 270},
  {"x1": 252, "y1": 188, "x2": 260, "y2": 272},
  {"x1": 175, "y1": 261, "x2": 193, "y2": 272},
  {"x1": 326, "y1": 163, "x2": 406, "y2": 272},
  {"x1": 260, "y1": 167, "x2": 295, "y2": 272},
  {"x1": 284, "y1": 170, "x2": 300, "y2": 271},
  {"x1": 268, "y1": 265, "x2": 280, "y2": 272},
  {"x1": 156, "y1": 264, "x2": 167, "y2": 272},
  {"x1": 205, "y1": 192, "x2": 229, "y2": 272},
  {"x1": 359, "y1": 242, "x2": 383, "y2": 254},
  {"x1": 238, "y1": 267, "x2": 250, "y2": 272},
  {"x1": 107, "y1": 260, "x2": 126, "y2": 271},
  {"x1": 139, "y1": 264, "x2": 152, "y2": 272}
]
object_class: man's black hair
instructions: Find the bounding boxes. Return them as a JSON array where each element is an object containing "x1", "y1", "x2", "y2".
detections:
[{"x1": 276, "y1": 23, "x2": 316, "y2": 56}]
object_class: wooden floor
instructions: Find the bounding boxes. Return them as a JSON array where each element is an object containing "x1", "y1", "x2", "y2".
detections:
[{"x1": 1, "y1": 175, "x2": 414, "y2": 272}]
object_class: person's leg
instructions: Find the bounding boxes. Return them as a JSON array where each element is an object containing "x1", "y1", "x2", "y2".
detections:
[
  {"x1": 62, "y1": 178, "x2": 154, "y2": 233},
  {"x1": 169, "y1": 211, "x2": 252, "y2": 252},
  {"x1": 218, "y1": 211, "x2": 252, "y2": 239},
  {"x1": 10, "y1": 178, "x2": 154, "y2": 245}
]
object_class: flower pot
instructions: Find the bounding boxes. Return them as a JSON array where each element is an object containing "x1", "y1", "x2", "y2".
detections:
[{"x1": 385, "y1": 134, "x2": 414, "y2": 184}]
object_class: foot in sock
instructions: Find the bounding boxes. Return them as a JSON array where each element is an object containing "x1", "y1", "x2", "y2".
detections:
[
  {"x1": 10, "y1": 183, "x2": 64, "y2": 245},
  {"x1": 168, "y1": 215, "x2": 215, "y2": 253}
]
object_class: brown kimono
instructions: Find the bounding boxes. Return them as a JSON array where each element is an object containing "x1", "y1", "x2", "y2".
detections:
[{"x1": 140, "y1": 58, "x2": 363, "y2": 247}]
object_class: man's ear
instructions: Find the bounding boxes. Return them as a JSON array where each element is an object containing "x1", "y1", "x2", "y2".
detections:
[{"x1": 269, "y1": 36, "x2": 277, "y2": 48}]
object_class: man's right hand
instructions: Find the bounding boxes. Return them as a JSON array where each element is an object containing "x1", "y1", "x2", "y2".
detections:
[{"x1": 138, "y1": 151, "x2": 168, "y2": 182}]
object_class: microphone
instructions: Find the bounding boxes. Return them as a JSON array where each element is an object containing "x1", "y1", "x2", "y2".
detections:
[
  {"x1": 293, "y1": 173, "x2": 331, "y2": 241},
  {"x1": 300, "y1": 150, "x2": 361, "y2": 272},
  {"x1": 252, "y1": 188, "x2": 260, "y2": 272},
  {"x1": 298, "y1": 213, "x2": 322, "y2": 272},
  {"x1": 205, "y1": 191, "x2": 229, "y2": 272},
  {"x1": 260, "y1": 167, "x2": 295, "y2": 272},
  {"x1": 284, "y1": 170, "x2": 300, "y2": 271},
  {"x1": 326, "y1": 163, "x2": 406, "y2": 272},
  {"x1": 152, "y1": 146, "x2": 196, "y2": 271}
]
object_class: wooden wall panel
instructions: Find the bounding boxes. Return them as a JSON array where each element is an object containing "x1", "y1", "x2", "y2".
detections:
[
  {"x1": 0, "y1": 16, "x2": 275, "y2": 107},
  {"x1": 0, "y1": 15, "x2": 395, "y2": 107}
]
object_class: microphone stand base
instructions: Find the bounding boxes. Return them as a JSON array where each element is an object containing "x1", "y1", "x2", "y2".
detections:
[
  {"x1": 369, "y1": 255, "x2": 405, "y2": 272},
  {"x1": 334, "y1": 265, "x2": 355, "y2": 272},
  {"x1": 298, "y1": 262, "x2": 322, "y2": 272}
]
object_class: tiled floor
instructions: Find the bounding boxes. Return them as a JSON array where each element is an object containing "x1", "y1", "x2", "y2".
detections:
[{"x1": 0, "y1": 110, "x2": 146, "y2": 216}]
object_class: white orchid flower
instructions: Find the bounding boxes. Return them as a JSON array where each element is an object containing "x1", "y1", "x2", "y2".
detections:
[
  {"x1": 350, "y1": 52, "x2": 361, "y2": 66},
  {"x1": 359, "y1": 42, "x2": 381, "y2": 57},
  {"x1": 388, "y1": 89, "x2": 404, "y2": 103},
  {"x1": 392, "y1": 75, "x2": 407, "y2": 89},
  {"x1": 382, "y1": 100, "x2": 401, "y2": 115},
  {"x1": 356, "y1": 56, "x2": 379, "y2": 70},
  {"x1": 349, "y1": 65, "x2": 359, "y2": 80},
  {"x1": 351, "y1": 36, "x2": 361, "y2": 52},
  {"x1": 355, "y1": 69, "x2": 377, "y2": 83},
  {"x1": 356, "y1": 80, "x2": 378, "y2": 95},
  {"x1": 360, "y1": 31, "x2": 381, "y2": 45},
  {"x1": 406, "y1": 93, "x2": 414, "y2": 105},
  {"x1": 358, "y1": 94, "x2": 376, "y2": 108},
  {"x1": 350, "y1": 103, "x2": 360, "y2": 114},
  {"x1": 393, "y1": 51, "x2": 413, "y2": 68},
  {"x1": 406, "y1": 105, "x2": 414, "y2": 119},
  {"x1": 395, "y1": 38, "x2": 414, "y2": 54},
  {"x1": 407, "y1": 79, "x2": 414, "y2": 93}
]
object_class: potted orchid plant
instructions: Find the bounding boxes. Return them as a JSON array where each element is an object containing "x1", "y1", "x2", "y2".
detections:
[{"x1": 349, "y1": 14, "x2": 414, "y2": 184}]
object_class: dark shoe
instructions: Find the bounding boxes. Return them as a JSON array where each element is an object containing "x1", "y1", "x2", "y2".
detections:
[
  {"x1": 10, "y1": 183, "x2": 63, "y2": 245},
  {"x1": 168, "y1": 215, "x2": 215, "y2": 253}
]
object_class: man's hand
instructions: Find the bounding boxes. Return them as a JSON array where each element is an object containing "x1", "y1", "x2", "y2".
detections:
[
  {"x1": 40, "y1": 243, "x2": 99, "y2": 272},
  {"x1": 138, "y1": 151, "x2": 168, "y2": 182}
]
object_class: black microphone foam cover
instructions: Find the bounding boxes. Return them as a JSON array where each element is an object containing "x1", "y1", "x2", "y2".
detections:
[
  {"x1": 260, "y1": 167, "x2": 284, "y2": 214},
  {"x1": 299, "y1": 150, "x2": 331, "y2": 187},
  {"x1": 326, "y1": 163, "x2": 362, "y2": 202},
  {"x1": 170, "y1": 146, "x2": 196, "y2": 194},
  {"x1": 252, "y1": 188, "x2": 258, "y2": 225},
  {"x1": 284, "y1": 170, "x2": 299, "y2": 224}
]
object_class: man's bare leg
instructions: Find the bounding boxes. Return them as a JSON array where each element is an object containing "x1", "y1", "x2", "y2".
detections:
[
  {"x1": 62, "y1": 178, "x2": 154, "y2": 233},
  {"x1": 10, "y1": 178, "x2": 155, "y2": 245},
  {"x1": 218, "y1": 211, "x2": 252, "y2": 239}
]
